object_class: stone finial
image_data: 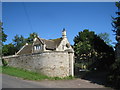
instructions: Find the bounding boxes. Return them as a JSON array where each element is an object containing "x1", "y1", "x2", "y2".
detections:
[{"x1": 62, "y1": 28, "x2": 67, "y2": 38}]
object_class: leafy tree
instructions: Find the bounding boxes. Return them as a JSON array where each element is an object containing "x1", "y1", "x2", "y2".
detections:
[
  {"x1": 12, "y1": 35, "x2": 26, "y2": 52},
  {"x1": 2, "y1": 43, "x2": 16, "y2": 56},
  {"x1": 98, "y1": 32, "x2": 112, "y2": 45},
  {"x1": 2, "y1": 29, "x2": 7, "y2": 43},
  {"x1": 0, "y1": 21, "x2": 7, "y2": 56},
  {"x1": 74, "y1": 29, "x2": 114, "y2": 71},
  {"x1": 107, "y1": 2, "x2": 120, "y2": 89},
  {"x1": 0, "y1": 21, "x2": 2, "y2": 56},
  {"x1": 0, "y1": 21, "x2": 7, "y2": 43},
  {"x1": 74, "y1": 30, "x2": 96, "y2": 70},
  {"x1": 74, "y1": 29, "x2": 94, "y2": 56},
  {"x1": 12, "y1": 32, "x2": 38, "y2": 53},
  {"x1": 92, "y1": 34, "x2": 115, "y2": 70},
  {"x1": 1, "y1": 25, "x2": 38, "y2": 56},
  {"x1": 26, "y1": 32, "x2": 38, "y2": 44}
]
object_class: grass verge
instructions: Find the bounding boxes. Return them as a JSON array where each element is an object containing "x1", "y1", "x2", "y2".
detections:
[
  {"x1": 2, "y1": 66, "x2": 74, "y2": 80},
  {"x1": 0, "y1": 66, "x2": 2, "y2": 73}
]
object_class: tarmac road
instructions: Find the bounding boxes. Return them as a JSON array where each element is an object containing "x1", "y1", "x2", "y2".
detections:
[
  {"x1": 2, "y1": 74, "x2": 46, "y2": 88},
  {"x1": 2, "y1": 74, "x2": 113, "y2": 89}
]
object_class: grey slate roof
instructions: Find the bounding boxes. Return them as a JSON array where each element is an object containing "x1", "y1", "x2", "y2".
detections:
[{"x1": 39, "y1": 37, "x2": 62, "y2": 50}]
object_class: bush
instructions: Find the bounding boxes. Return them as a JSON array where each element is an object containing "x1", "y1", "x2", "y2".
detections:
[
  {"x1": 107, "y1": 58, "x2": 120, "y2": 89},
  {"x1": 2, "y1": 59, "x2": 8, "y2": 66}
]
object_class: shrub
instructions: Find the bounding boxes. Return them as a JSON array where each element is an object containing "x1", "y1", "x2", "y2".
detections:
[
  {"x1": 107, "y1": 58, "x2": 120, "y2": 89},
  {"x1": 2, "y1": 59, "x2": 8, "y2": 66}
]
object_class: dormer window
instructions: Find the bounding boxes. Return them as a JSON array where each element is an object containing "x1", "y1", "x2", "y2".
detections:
[
  {"x1": 34, "y1": 46, "x2": 37, "y2": 50},
  {"x1": 34, "y1": 44, "x2": 41, "y2": 50}
]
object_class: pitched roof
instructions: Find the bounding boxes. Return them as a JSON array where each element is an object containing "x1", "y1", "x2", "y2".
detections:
[
  {"x1": 16, "y1": 44, "x2": 32, "y2": 55},
  {"x1": 16, "y1": 37, "x2": 63, "y2": 55},
  {"x1": 34, "y1": 37, "x2": 63, "y2": 50}
]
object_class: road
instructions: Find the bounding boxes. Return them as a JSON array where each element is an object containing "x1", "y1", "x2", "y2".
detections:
[
  {"x1": 2, "y1": 74, "x2": 113, "y2": 88},
  {"x1": 2, "y1": 74, "x2": 46, "y2": 88}
]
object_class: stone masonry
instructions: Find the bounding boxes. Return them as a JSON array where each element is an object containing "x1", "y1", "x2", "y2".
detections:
[{"x1": 3, "y1": 51, "x2": 74, "y2": 77}]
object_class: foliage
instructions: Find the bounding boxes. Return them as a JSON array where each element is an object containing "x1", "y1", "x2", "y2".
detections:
[
  {"x1": 2, "y1": 66, "x2": 74, "y2": 80},
  {"x1": 0, "y1": 21, "x2": 7, "y2": 55},
  {"x1": 74, "y1": 29, "x2": 94, "y2": 56},
  {"x1": 0, "y1": 21, "x2": 8, "y2": 56},
  {"x1": 107, "y1": 2, "x2": 120, "y2": 89},
  {"x1": 2, "y1": 59, "x2": 8, "y2": 66},
  {"x1": 26, "y1": 32, "x2": 38, "y2": 44},
  {"x1": 112, "y1": 2, "x2": 120, "y2": 36},
  {"x1": 12, "y1": 32, "x2": 38, "y2": 53},
  {"x1": 74, "y1": 29, "x2": 115, "y2": 71},
  {"x1": 2, "y1": 29, "x2": 7, "y2": 43},
  {"x1": 108, "y1": 59, "x2": 120, "y2": 89},
  {"x1": 98, "y1": 33, "x2": 112, "y2": 45},
  {"x1": 3, "y1": 32, "x2": 39, "y2": 56},
  {"x1": 2, "y1": 43, "x2": 16, "y2": 56},
  {"x1": 12, "y1": 35, "x2": 26, "y2": 52},
  {"x1": 0, "y1": 21, "x2": 7, "y2": 43}
]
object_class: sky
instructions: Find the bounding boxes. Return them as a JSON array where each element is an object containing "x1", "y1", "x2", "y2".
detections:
[{"x1": 2, "y1": 2, "x2": 117, "y2": 45}]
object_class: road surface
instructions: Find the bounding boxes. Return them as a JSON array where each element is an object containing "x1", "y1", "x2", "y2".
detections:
[{"x1": 2, "y1": 74, "x2": 113, "y2": 88}]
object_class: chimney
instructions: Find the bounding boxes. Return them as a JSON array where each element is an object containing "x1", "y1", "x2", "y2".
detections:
[{"x1": 62, "y1": 28, "x2": 67, "y2": 38}]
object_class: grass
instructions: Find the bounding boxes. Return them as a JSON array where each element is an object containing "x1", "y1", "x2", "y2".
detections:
[
  {"x1": 0, "y1": 66, "x2": 2, "y2": 73},
  {"x1": 2, "y1": 66, "x2": 74, "y2": 80}
]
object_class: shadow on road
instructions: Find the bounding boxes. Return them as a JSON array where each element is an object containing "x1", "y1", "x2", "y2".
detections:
[{"x1": 75, "y1": 71, "x2": 113, "y2": 89}]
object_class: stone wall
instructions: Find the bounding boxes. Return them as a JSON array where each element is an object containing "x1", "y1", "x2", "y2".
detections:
[{"x1": 3, "y1": 51, "x2": 74, "y2": 77}]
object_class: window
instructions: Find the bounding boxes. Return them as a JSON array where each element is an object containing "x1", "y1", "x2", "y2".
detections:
[
  {"x1": 34, "y1": 44, "x2": 41, "y2": 50},
  {"x1": 34, "y1": 46, "x2": 36, "y2": 50},
  {"x1": 38, "y1": 45, "x2": 41, "y2": 49}
]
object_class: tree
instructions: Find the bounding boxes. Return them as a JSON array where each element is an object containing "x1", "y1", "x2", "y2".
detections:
[
  {"x1": 12, "y1": 32, "x2": 38, "y2": 53},
  {"x1": 74, "y1": 29, "x2": 114, "y2": 71},
  {"x1": 74, "y1": 29, "x2": 94, "y2": 56},
  {"x1": 2, "y1": 43, "x2": 16, "y2": 56},
  {"x1": 98, "y1": 32, "x2": 112, "y2": 45},
  {"x1": 0, "y1": 21, "x2": 7, "y2": 43},
  {"x1": 12, "y1": 35, "x2": 26, "y2": 52},
  {"x1": 93, "y1": 34, "x2": 115, "y2": 70},
  {"x1": 0, "y1": 21, "x2": 7, "y2": 56},
  {"x1": 1, "y1": 29, "x2": 38, "y2": 56},
  {"x1": 26, "y1": 32, "x2": 38, "y2": 44},
  {"x1": 112, "y1": 2, "x2": 120, "y2": 37},
  {"x1": 107, "y1": 2, "x2": 120, "y2": 89},
  {"x1": 2, "y1": 29, "x2": 7, "y2": 43}
]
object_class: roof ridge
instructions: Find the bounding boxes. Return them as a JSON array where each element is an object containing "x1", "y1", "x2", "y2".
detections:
[{"x1": 39, "y1": 38, "x2": 56, "y2": 42}]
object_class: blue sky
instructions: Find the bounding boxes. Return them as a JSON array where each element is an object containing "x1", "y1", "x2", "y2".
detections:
[{"x1": 2, "y1": 2, "x2": 117, "y2": 45}]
